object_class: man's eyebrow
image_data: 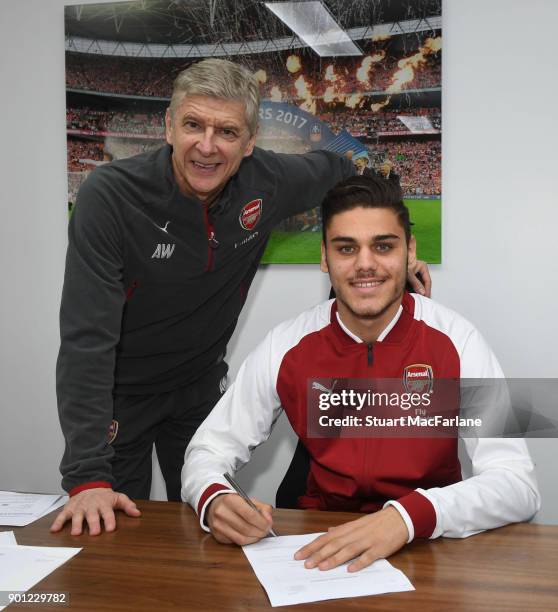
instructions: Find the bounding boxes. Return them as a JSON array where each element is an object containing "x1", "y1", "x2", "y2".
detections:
[
  {"x1": 217, "y1": 120, "x2": 244, "y2": 132},
  {"x1": 181, "y1": 113, "x2": 201, "y2": 123},
  {"x1": 330, "y1": 236, "x2": 358, "y2": 243},
  {"x1": 373, "y1": 234, "x2": 400, "y2": 241},
  {"x1": 329, "y1": 234, "x2": 401, "y2": 243}
]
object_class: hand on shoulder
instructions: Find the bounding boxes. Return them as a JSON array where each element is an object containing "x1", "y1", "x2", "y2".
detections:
[{"x1": 408, "y1": 259, "x2": 432, "y2": 297}]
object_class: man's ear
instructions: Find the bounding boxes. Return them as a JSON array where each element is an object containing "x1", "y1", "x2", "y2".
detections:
[
  {"x1": 243, "y1": 126, "x2": 258, "y2": 158},
  {"x1": 165, "y1": 108, "x2": 173, "y2": 146},
  {"x1": 407, "y1": 235, "x2": 417, "y2": 269},
  {"x1": 320, "y1": 241, "x2": 329, "y2": 273}
]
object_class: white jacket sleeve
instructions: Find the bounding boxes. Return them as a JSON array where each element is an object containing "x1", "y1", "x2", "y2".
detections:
[
  {"x1": 181, "y1": 328, "x2": 283, "y2": 529},
  {"x1": 419, "y1": 328, "x2": 541, "y2": 539}
]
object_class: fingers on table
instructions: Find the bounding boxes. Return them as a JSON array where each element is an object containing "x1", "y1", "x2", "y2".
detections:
[
  {"x1": 115, "y1": 493, "x2": 141, "y2": 516},
  {"x1": 295, "y1": 528, "x2": 378, "y2": 572},
  {"x1": 49, "y1": 490, "x2": 134, "y2": 535},
  {"x1": 50, "y1": 507, "x2": 71, "y2": 533}
]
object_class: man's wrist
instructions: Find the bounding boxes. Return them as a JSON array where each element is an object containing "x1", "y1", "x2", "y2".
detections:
[
  {"x1": 383, "y1": 500, "x2": 414, "y2": 543},
  {"x1": 198, "y1": 485, "x2": 234, "y2": 532},
  {"x1": 69, "y1": 481, "x2": 113, "y2": 497}
]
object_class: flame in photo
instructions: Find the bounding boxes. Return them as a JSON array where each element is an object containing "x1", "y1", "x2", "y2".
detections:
[
  {"x1": 371, "y1": 96, "x2": 391, "y2": 112},
  {"x1": 270, "y1": 86, "x2": 282, "y2": 102},
  {"x1": 324, "y1": 86, "x2": 336, "y2": 103},
  {"x1": 294, "y1": 74, "x2": 309, "y2": 97},
  {"x1": 294, "y1": 75, "x2": 316, "y2": 113},
  {"x1": 386, "y1": 36, "x2": 442, "y2": 94},
  {"x1": 423, "y1": 36, "x2": 442, "y2": 53},
  {"x1": 356, "y1": 51, "x2": 385, "y2": 87},
  {"x1": 323, "y1": 64, "x2": 346, "y2": 104},
  {"x1": 294, "y1": 74, "x2": 311, "y2": 99},
  {"x1": 325, "y1": 64, "x2": 338, "y2": 82},
  {"x1": 254, "y1": 69, "x2": 267, "y2": 84},
  {"x1": 356, "y1": 57, "x2": 373, "y2": 85},
  {"x1": 299, "y1": 98, "x2": 317, "y2": 114},
  {"x1": 345, "y1": 93, "x2": 363, "y2": 109},
  {"x1": 286, "y1": 55, "x2": 302, "y2": 73}
]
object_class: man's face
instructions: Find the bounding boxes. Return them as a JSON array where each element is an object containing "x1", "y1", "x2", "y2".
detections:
[
  {"x1": 321, "y1": 206, "x2": 416, "y2": 331},
  {"x1": 165, "y1": 94, "x2": 256, "y2": 203},
  {"x1": 354, "y1": 158, "x2": 367, "y2": 170}
]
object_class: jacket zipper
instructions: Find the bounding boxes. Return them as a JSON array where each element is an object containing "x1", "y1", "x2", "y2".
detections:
[
  {"x1": 365, "y1": 342, "x2": 375, "y2": 495},
  {"x1": 203, "y1": 203, "x2": 219, "y2": 272}
]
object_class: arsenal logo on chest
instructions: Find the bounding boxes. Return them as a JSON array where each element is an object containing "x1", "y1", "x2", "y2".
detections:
[
  {"x1": 239, "y1": 199, "x2": 263, "y2": 231},
  {"x1": 403, "y1": 363, "x2": 434, "y2": 394}
]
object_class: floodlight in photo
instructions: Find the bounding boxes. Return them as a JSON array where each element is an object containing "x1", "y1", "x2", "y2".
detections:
[{"x1": 264, "y1": 1, "x2": 362, "y2": 57}]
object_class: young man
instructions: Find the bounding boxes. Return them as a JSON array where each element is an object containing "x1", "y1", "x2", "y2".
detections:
[{"x1": 182, "y1": 175, "x2": 540, "y2": 572}]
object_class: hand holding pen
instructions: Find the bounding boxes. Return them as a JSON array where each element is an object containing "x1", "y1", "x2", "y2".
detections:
[
  {"x1": 224, "y1": 473, "x2": 278, "y2": 537},
  {"x1": 205, "y1": 473, "x2": 277, "y2": 545}
]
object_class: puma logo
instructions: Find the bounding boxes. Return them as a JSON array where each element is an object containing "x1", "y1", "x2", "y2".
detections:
[
  {"x1": 153, "y1": 221, "x2": 171, "y2": 234},
  {"x1": 312, "y1": 380, "x2": 338, "y2": 395}
]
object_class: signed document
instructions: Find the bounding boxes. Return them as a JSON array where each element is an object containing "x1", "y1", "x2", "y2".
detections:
[
  {"x1": 242, "y1": 533, "x2": 413, "y2": 607},
  {"x1": 0, "y1": 491, "x2": 67, "y2": 527},
  {"x1": 0, "y1": 545, "x2": 81, "y2": 611}
]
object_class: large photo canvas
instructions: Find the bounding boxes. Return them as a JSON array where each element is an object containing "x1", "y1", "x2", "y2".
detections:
[{"x1": 65, "y1": 0, "x2": 441, "y2": 263}]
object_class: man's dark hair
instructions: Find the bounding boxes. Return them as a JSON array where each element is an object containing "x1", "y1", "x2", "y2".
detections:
[{"x1": 321, "y1": 175, "x2": 412, "y2": 243}]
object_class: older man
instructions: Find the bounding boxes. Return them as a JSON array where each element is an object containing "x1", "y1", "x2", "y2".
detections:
[{"x1": 52, "y1": 59, "x2": 430, "y2": 536}]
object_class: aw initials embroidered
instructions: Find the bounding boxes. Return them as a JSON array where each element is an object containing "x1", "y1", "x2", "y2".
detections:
[{"x1": 151, "y1": 243, "x2": 175, "y2": 259}]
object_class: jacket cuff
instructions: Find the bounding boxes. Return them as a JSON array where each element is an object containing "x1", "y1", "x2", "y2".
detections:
[
  {"x1": 197, "y1": 483, "x2": 234, "y2": 532},
  {"x1": 69, "y1": 481, "x2": 113, "y2": 497},
  {"x1": 394, "y1": 489, "x2": 437, "y2": 539}
]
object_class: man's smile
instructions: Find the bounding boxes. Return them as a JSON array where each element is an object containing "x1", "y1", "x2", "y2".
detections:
[
  {"x1": 191, "y1": 160, "x2": 221, "y2": 172},
  {"x1": 350, "y1": 278, "x2": 386, "y2": 290}
]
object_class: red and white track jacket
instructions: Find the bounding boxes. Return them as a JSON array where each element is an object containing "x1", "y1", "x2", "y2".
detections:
[{"x1": 182, "y1": 293, "x2": 540, "y2": 540}]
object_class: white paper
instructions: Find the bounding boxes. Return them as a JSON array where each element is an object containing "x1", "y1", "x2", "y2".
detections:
[
  {"x1": 0, "y1": 545, "x2": 81, "y2": 610},
  {"x1": 242, "y1": 533, "x2": 414, "y2": 607},
  {"x1": 0, "y1": 532, "x2": 17, "y2": 545},
  {"x1": 36, "y1": 496, "x2": 68, "y2": 520},
  {"x1": 0, "y1": 492, "x2": 64, "y2": 526}
]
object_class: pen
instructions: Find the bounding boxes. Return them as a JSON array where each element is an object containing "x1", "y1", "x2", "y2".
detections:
[{"x1": 223, "y1": 472, "x2": 278, "y2": 537}]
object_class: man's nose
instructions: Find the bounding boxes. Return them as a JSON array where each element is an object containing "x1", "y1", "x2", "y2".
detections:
[
  {"x1": 196, "y1": 128, "x2": 217, "y2": 155},
  {"x1": 355, "y1": 248, "x2": 378, "y2": 273}
]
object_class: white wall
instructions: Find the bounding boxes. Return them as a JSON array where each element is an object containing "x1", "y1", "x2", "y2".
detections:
[{"x1": 1, "y1": 0, "x2": 556, "y2": 523}]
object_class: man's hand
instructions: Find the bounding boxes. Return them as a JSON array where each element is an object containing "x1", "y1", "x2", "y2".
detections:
[
  {"x1": 50, "y1": 488, "x2": 141, "y2": 536},
  {"x1": 206, "y1": 493, "x2": 274, "y2": 545},
  {"x1": 408, "y1": 259, "x2": 432, "y2": 297},
  {"x1": 294, "y1": 506, "x2": 408, "y2": 572}
]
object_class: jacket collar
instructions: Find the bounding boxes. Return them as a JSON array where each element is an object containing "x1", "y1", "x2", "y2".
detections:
[{"x1": 329, "y1": 292, "x2": 416, "y2": 346}]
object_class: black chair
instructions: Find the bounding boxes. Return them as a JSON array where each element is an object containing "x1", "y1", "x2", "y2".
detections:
[{"x1": 275, "y1": 439, "x2": 311, "y2": 509}]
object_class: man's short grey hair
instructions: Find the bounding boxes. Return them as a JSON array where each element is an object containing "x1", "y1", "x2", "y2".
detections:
[{"x1": 169, "y1": 58, "x2": 260, "y2": 135}]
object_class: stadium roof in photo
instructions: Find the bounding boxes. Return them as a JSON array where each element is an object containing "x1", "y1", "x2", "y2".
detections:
[{"x1": 65, "y1": 0, "x2": 441, "y2": 57}]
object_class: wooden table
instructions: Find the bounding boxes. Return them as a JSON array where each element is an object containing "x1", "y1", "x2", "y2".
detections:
[{"x1": 2, "y1": 501, "x2": 557, "y2": 610}]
